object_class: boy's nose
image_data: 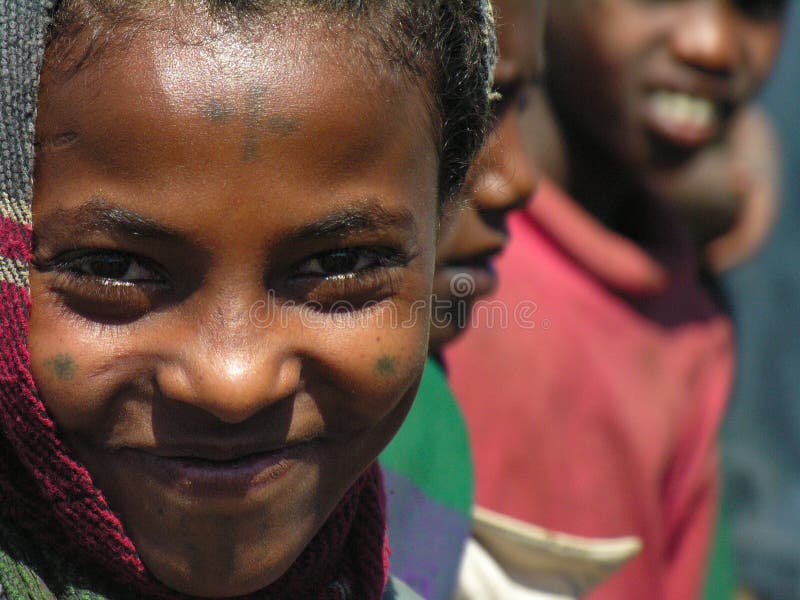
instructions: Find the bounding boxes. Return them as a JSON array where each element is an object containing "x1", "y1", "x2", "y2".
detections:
[
  {"x1": 670, "y1": 2, "x2": 741, "y2": 75},
  {"x1": 156, "y1": 309, "x2": 302, "y2": 424},
  {"x1": 472, "y1": 115, "x2": 538, "y2": 212}
]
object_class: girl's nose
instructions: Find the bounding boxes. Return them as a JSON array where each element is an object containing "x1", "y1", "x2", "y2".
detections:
[
  {"x1": 156, "y1": 305, "x2": 302, "y2": 424},
  {"x1": 670, "y1": 2, "x2": 742, "y2": 75}
]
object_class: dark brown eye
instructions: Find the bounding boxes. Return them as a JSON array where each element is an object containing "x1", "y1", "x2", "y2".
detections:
[
  {"x1": 489, "y1": 80, "x2": 538, "y2": 128},
  {"x1": 489, "y1": 81, "x2": 523, "y2": 125},
  {"x1": 733, "y1": 0, "x2": 788, "y2": 19},
  {"x1": 82, "y1": 255, "x2": 133, "y2": 279},
  {"x1": 286, "y1": 247, "x2": 410, "y2": 310},
  {"x1": 66, "y1": 252, "x2": 162, "y2": 283},
  {"x1": 294, "y1": 247, "x2": 406, "y2": 279},
  {"x1": 319, "y1": 249, "x2": 361, "y2": 275}
]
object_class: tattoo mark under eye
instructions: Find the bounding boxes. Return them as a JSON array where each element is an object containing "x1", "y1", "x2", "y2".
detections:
[
  {"x1": 44, "y1": 354, "x2": 77, "y2": 381},
  {"x1": 242, "y1": 85, "x2": 301, "y2": 162},
  {"x1": 199, "y1": 99, "x2": 235, "y2": 123},
  {"x1": 375, "y1": 356, "x2": 397, "y2": 377}
]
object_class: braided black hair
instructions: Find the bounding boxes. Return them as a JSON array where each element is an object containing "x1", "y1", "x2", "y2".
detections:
[{"x1": 46, "y1": 0, "x2": 496, "y2": 204}]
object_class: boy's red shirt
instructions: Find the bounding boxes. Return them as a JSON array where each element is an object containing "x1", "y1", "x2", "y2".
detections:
[{"x1": 444, "y1": 180, "x2": 733, "y2": 599}]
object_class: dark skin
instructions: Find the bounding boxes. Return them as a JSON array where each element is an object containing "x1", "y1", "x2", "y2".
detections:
[
  {"x1": 30, "y1": 13, "x2": 440, "y2": 598},
  {"x1": 430, "y1": 0, "x2": 546, "y2": 352},
  {"x1": 240, "y1": 85, "x2": 301, "y2": 161},
  {"x1": 535, "y1": 0, "x2": 785, "y2": 255},
  {"x1": 649, "y1": 104, "x2": 779, "y2": 270}
]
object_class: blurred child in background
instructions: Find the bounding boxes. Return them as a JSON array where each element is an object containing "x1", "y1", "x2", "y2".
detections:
[
  {"x1": 446, "y1": 1, "x2": 787, "y2": 598},
  {"x1": 380, "y1": 1, "x2": 544, "y2": 597}
]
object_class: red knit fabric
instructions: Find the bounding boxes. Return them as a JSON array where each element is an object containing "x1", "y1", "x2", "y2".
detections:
[{"x1": 0, "y1": 219, "x2": 390, "y2": 597}]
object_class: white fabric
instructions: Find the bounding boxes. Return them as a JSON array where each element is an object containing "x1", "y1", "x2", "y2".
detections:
[{"x1": 455, "y1": 539, "x2": 574, "y2": 600}]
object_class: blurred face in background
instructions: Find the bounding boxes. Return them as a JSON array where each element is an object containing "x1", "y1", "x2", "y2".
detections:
[
  {"x1": 431, "y1": 0, "x2": 546, "y2": 352},
  {"x1": 544, "y1": 0, "x2": 786, "y2": 191}
]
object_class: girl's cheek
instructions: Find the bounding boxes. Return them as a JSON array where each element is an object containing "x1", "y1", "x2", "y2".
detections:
[
  {"x1": 28, "y1": 307, "x2": 108, "y2": 432},
  {"x1": 310, "y1": 300, "x2": 429, "y2": 421},
  {"x1": 30, "y1": 347, "x2": 90, "y2": 431}
]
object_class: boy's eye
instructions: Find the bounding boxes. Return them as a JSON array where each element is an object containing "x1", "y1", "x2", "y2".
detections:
[
  {"x1": 732, "y1": 0, "x2": 788, "y2": 19},
  {"x1": 489, "y1": 82, "x2": 523, "y2": 125},
  {"x1": 489, "y1": 82, "x2": 535, "y2": 127}
]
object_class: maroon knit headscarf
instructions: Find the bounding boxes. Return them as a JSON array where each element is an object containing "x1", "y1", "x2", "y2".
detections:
[{"x1": 0, "y1": 2, "x2": 389, "y2": 598}]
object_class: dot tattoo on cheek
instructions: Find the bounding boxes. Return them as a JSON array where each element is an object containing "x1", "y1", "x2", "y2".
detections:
[
  {"x1": 375, "y1": 356, "x2": 397, "y2": 377},
  {"x1": 43, "y1": 354, "x2": 77, "y2": 382}
]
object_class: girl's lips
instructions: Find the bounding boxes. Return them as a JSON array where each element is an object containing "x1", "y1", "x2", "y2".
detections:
[{"x1": 118, "y1": 443, "x2": 310, "y2": 497}]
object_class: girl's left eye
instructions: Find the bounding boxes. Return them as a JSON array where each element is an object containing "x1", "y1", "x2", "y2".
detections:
[{"x1": 294, "y1": 248, "x2": 402, "y2": 278}]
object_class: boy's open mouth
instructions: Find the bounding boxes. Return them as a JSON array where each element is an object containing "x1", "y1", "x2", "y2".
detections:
[
  {"x1": 644, "y1": 89, "x2": 726, "y2": 148},
  {"x1": 642, "y1": 72, "x2": 738, "y2": 149}
]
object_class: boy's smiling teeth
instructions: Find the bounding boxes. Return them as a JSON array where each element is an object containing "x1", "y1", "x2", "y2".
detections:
[
  {"x1": 648, "y1": 90, "x2": 719, "y2": 144},
  {"x1": 649, "y1": 90, "x2": 717, "y2": 131}
]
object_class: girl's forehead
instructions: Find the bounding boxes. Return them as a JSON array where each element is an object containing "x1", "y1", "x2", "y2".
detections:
[
  {"x1": 35, "y1": 21, "x2": 439, "y2": 240},
  {"x1": 45, "y1": 19, "x2": 393, "y2": 118}
]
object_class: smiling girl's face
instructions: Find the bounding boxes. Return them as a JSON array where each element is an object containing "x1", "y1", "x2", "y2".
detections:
[{"x1": 29, "y1": 14, "x2": 438, "y2": 597}]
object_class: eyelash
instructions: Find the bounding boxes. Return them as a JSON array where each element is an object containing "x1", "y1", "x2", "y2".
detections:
[
  {"x1": 293, "y1": 247, "x2": 408, "y2": 278},
  {"x1": 33, "y1": 246, "x2": 411, "y2": 318},
  {"x1": 32, "y1": 251, "x2": 168, "y2": 321},
  {"x1": 288, "y1": 247, "x2": 411, "y2": 308},
  {"x1": 39, "y1": 251, "x2": 166, "y2": 283}
]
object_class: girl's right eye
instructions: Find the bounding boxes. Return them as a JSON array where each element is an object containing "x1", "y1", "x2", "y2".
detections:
[
  {"x1": 63, "y1": 252, "x2": 164, "y2": 284},
  {"x1": 33, "y1": 251, "x2": 168, "y2": 322}
]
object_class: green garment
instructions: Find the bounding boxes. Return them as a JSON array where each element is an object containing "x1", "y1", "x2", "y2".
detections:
[
  {"x1": 381, "y1": 358, "x2": 473, "y2": 512},
  {"x1": 380, "y1": 357, "x2": 474, "y2": 598},
  {"x1": 703, "y1": 492, "x2": 736, "y2": 600}
]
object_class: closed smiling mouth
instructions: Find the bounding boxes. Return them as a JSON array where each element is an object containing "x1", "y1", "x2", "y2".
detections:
[{"x1": 116, "y1": 440, "x2": 316, "y2": 496}]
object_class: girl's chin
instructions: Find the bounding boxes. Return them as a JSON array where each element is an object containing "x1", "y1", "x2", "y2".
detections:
[{"x1": 135, "y1": 524, "x2": 305, "y2": 598}]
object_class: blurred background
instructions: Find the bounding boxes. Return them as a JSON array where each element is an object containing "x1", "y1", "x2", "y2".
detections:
[{"x1": 723, "y1": 2, "x2": 800, "y2": 599}]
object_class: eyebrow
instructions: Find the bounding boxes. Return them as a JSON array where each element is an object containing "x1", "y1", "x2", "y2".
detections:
[
  {"x1": 35, "y1": 197, "x2": 417, "y2": 246},
  {"x1": 286, "y1": 201, "x2": 417, "y2": 241},
  {"x1": 36, "y1": 198, "x2": 182, "y2": 242}
]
